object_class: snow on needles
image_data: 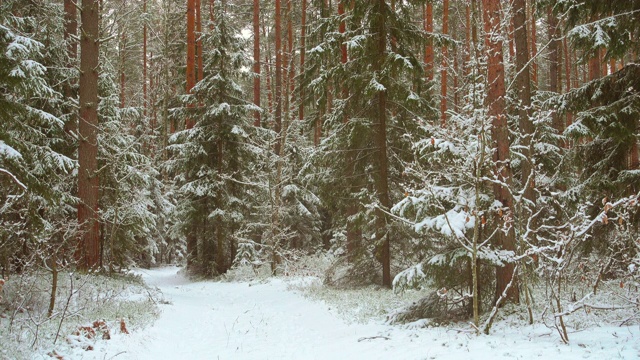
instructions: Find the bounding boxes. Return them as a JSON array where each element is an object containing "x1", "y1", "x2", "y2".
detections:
[
  {"x1": 415, "y1": 208, "x2": 474, "y2": 238},
  {"x1": 0, "y1": 140, "x2": 22, "y2": 160}
]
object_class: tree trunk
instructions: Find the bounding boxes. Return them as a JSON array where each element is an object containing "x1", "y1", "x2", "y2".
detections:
[
  {"x1": 483, "y1": 0, "x2": 519, "y2": 304},
  {"x1": 77, "y1": 0, "x2": 101, "y2": 271},
  {"x1": 196, "y1": 0, "x2": 203, "y2": 85},
  {"x1": 143, "y1": 0, "x2": 148, "y2": 116},
  {"x1": 424, "y1": 1, "x2": 434, "y2": 81},
  {"x1": 529, "y1": 0, "x2": 537, "y2": 87},
  {"x1": 274, "y1": 0, "x2": 283, "y2": 155},
  {"x1": 47, "y1": 253, "x2": 58, "y2": 318},
  {"x1": 216, "y1": 140, "x2": 226, "y2": 273},
  {"x1": 373, "y1": 0, "x2": 391, "y2": 288},
  {"x1": 315, "y1": 0, "x2": 330, "y2": 146},
  {"x1": 253, "y1": 0, "x2": 261, "y2": 126},
  {"x1": 63, "y1": 0, "x2": 78, "y2": 136},
  {"x1": 186, "y1": 0, "x2": 196, "y2": 127},
  {"x1": 287, "y1": 0, "x2": 294, "y2": 114},
  {"x1": 339, "y1": 0, "x2": 360, "y2": 260},
  {"x1": 563, "y1": 36, "x2": 573, "y2": 130},
  {"x1": 299, "y1": 0, "x2": 306, "y2": 122},
  {"x1": 186, "y1": 0, "x2": 197, "y2": 269},
  {"x1": 513, "y1": 0, "x2": 535, "y2": 212},
  {"x1": 464, "y1": 4, "x2": 471, "y2": 76},
  {"x1": 547, "y1": 6, "x2": 562, "y2": 134},
  {"x1": 440, "y1": 0, "x2": 448, "y2": 126}
]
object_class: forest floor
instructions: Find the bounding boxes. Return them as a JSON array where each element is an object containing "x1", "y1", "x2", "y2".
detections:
[{"x1": 51, "y1": 266, "x2": 640, "y2": 360}]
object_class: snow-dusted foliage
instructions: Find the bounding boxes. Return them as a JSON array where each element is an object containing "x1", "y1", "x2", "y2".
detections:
[
  {"x1": 167, "y1": 1, "x2": 260, "y2": 276},
  {"x1": 0, "y1": 270, "x2": 159, "y2": 359},
  {"x1": 96, "y1": 62, "x2": 161, "y2": 270},
  {"x1": 0, "y1": 0, "x2": 76, "y2": 275},
  {"x1": 300, "y1": 0, "x2": 435, "y2": 285}
]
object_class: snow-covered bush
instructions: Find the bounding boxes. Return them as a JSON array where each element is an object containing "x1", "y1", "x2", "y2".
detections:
[{"x1": 0, "y1": 270, "x2": 159, "y2": 359}]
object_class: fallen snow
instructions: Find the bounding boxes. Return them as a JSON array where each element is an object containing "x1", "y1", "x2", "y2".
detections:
[{"x1": 71, "y1": 267, "x2": 639, "y2": 360}]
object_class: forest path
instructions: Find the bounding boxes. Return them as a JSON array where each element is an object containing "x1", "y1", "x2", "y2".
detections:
[
  {"x1": 78, "y1": 266, "x2": 639, "y2": 360},
  {"x1": 80, "y1": 266, "x2": 406, "y2": 360}
]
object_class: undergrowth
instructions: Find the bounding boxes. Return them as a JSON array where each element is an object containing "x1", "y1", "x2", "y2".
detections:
[{"x1": 0, "y1": 269, "x2": 160, "y2": 360}]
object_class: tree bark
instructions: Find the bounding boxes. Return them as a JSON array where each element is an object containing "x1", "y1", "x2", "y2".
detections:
[
  {"x1": 373, "y1": 0, "x2": 391, "y2": 288},
  {"x1": 529, "y1": 0, "x2": 537, "y2": 87},
  {"x1": 287, "y1": 0, "x2": 294, "y2": 114},
  {"x1": 299, "y1": 0, "x2": 306, "y2": 122},
  {"x1": 76, "y1": 0, "x2": 101, "y2": 271},
  {"x1": 196, "y1": 0, "x2": 203, "y2": 84},
  {"x1": 274, "y1": 0, "x2": 283, "y2": 155},
  {"x1": 186, "y1": 0, "x2": 197, "y2": 268},
  {"x1": 440, "y1": 0, "x2": 449, "y2": 126},
  {"x1": 186, "y1": 0, "x2": 196, "y2": 129},
  {"x1": 483, "y1": 0, "x2": 519, "y2": 304},
  {"x1": 253, "y1": 0, "x2": 261, "y2": 126},
  {"x1": 424, "y1": 1, "x2": 434, "y2": 81},
  {"x1": 513, "y1": 0, "x2": 535, "y2": 210},
  {"x1": 143, "y1": 0, "x2": 148, "y2": 116},
  {"x1": 547, "y1": 6, "x2": 562, "y2": 134},
  {"x1": 563, "y1": 36, "x2": 573, "y2": 130},
  {"x1": 63, "y1": 0, "x2": 78, "y2": 136}
]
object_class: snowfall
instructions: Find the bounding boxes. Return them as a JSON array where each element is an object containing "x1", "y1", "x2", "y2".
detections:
[{"x1": 45, "y1": 266, "x2": 638, "y2": 360}]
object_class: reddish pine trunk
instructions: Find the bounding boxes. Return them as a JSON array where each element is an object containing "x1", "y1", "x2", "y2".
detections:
[
  {"x1": 265, "y1": 54, "x2": 273, "y2": 115},
  {"x1": 143, "y1": 0, "x2": 148, "y2": 116},
  {"x1": 424, "y1": 1, "x2": 434, "y2": 80},
  {"x1": 150, "y1": 51, "x2": 156, "y2": 136},
  {"x1": 63, "y1": 0, "x2": 77, "y2": 135},
  {"x1": 440, "y1": 0, "x2": 448, "y2": 126},
  {"x1": 196, "y1": 0, "x2": 203, "y2": 84},
  {"x1": 287, "y1": 0, "x2": 294, "y2": 104},
  {"x1": 274, "y1": 0, "x2": 283, "y2": 155},
  {"x1": 563, "y1": 36, "x2": 573, "y2": 129},
  {"x1": 253, "y1": 0, "x2": 261, "y2": 126},
  {"x1": 185, "y1": 0, "x2": 197, "y2": 268},
  {"x1": 589, "y1": 54, "x2": 601, "y2": 80},
  {"x1": 464, "y1": 4, "x2": 470, "y2": 76},
  {"x1": 299, "y1": 0, "x2": 306, "y2": 122},
  {"x1": 483, "y1": 0, "x2": 519, "y2": 304},
  {"x1": 263, "y1": 17, "x2": 273, "y2": 115},
  {"x1": 77, "y1": 0, "x2": 101, "y2": 271},
  {"x1": 508, "y1": 9, "x2": 515, "y2": 60},
  {"x1": 513, "y1": 0, "x2": 536, "y2": 243},
  {"x1": 282, "y1": 2, "x2": 290, "y2": 126},
  {"x1": 609, "y1": 58, "x2": 616, "y2": 74},
  {"x1": 186, "y1": 0, "x2": 196, "y2": 129},
  {"x1": 547, "y1": 6, "x2": 564, "y2": 137},
  {"x1": 339, "y1": 1, "x2": 347, "y2": 67},
  {"x1": 530, "y1": 0, "x2": 538, "y2": 87}
]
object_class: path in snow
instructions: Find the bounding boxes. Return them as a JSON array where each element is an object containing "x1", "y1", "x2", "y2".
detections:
[{"x1": 80, "y1": 266, "x2": 639, "y2": 360}]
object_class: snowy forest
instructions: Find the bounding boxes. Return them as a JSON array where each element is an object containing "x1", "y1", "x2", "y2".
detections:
[{"x1": 1, "y1": 0, "x2": 639, "y2": 358}]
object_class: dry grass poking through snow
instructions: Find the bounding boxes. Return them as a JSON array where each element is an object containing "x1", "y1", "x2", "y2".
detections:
[
  {"x1": 273, "y1": 254, "x2": 639, "y2": 345},
  {"x1": 0, "y1": 269, "x2": 161, "y2": 359}
]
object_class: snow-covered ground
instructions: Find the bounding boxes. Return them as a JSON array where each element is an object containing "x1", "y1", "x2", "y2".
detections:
[{"x1": 71, "y1": 266, "x2": 639, "y2": 360}]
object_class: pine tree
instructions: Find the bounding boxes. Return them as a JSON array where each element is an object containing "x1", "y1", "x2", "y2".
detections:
[
  {"x1": 169, "y1": 0, "x2": 259, "y2": 276},
  {"x1": 303, "y1": 0, "x2": 434, "y2": 287}
]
